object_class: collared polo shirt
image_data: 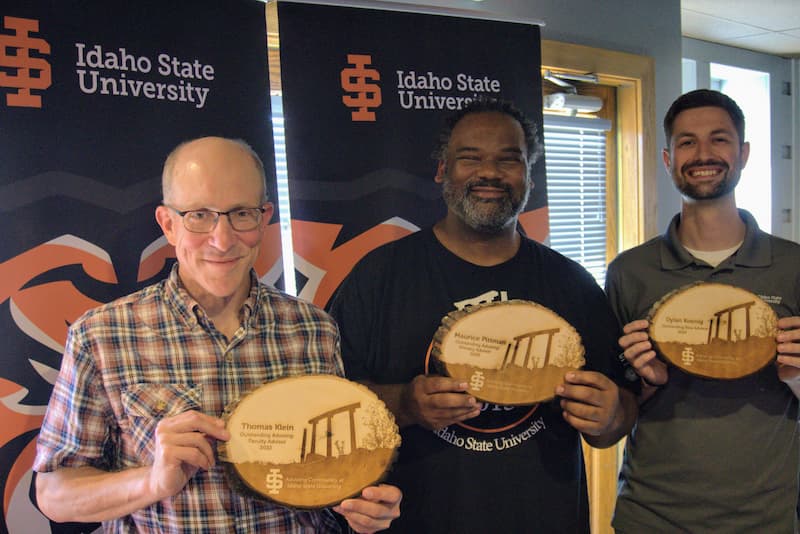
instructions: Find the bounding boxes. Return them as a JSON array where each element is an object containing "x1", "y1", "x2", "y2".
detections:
[{"x1": 606, "y1": 209, "x2": 800, "y2": 533}]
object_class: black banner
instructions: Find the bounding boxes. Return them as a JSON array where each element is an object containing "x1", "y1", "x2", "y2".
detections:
[
  {"x1": 0, "y1": 1, "x2": 275, "y2": 531},
  {"x1": 277, "y1": 2, "x2": 546, "y2": 307}
]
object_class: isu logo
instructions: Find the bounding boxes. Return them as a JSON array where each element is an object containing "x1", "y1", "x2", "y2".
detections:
[
  {"x1": 266, "y1": 468, "x2": 284, "y2": 494},
  {"x1": 0, "y1": 16, "x2": 52, "y2": 108},
  {"x1": 340, "y1": 54, "x2": 381, "y2": 122}
]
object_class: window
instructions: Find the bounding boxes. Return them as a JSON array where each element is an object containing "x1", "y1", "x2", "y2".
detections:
[
  {"x1": 270, "y1": 95, "x2": 298, "y2": 295},
  {"x1": 544, "y1": 115, "x2": 612, "y2": 286},
  {"x1": 710, "y1": 63, "x2": 772, "y2": 233}
]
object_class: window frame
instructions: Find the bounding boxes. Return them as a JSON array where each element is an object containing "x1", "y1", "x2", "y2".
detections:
[
  {"x1": 541, "y1": 39, "x2": 656, "y2": 534},
  {"x1": 544, "y1": 114, "x2": 613, "y2": 286}
]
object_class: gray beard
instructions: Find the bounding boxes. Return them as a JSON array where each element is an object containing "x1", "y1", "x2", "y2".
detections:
[{"x1": 441, "y1": 175, "x2": 530, "y2": 232}]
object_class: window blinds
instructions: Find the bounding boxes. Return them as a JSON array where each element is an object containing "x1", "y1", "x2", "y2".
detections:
[{"x1": 543, "y1": 115, "x2": 612, "y2": 286}]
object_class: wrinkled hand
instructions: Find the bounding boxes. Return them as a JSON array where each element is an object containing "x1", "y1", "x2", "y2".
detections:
[
  {"x1": 402, "y1": 375, "x2": 481, "y2": 431},
  {"x1": 620, "y1": 319, "x2": 668, "y2": 387},
  {"x1": 149, "y1": 410, "x2": 230, "y2": 500},
  {"x1": 333, "y1": 484, "x2": 402, "y2": 533},
  {"x1": 557, "y1": 371, "x2": 621, "y2": 437},
  {"x1": 776, "y1": 316, "x2": 800, "y2": 387}
]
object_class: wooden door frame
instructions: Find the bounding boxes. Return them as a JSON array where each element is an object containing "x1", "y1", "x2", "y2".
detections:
[
  {"x1": 543, "y1": 40, "x2": 657, "y2": 249},
  {"x1": 542, "y1": 39, "x2": 656, "y2": 534}
]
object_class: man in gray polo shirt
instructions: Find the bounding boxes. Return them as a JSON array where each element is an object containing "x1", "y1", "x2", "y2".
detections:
[{"x1": 605, "y1": 89, "x2": 800, "y2": 532}]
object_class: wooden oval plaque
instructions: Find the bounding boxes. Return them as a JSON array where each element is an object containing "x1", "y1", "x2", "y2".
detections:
[
  {"x1": 648, "y1": 282, "x2": 777, "y2": 379},
  {"x1": 219, "y1": 375, "x2": 400, "y2": 509},
  {"x1": 429, "y1": 300, "x2": 585, "y2": 405}
]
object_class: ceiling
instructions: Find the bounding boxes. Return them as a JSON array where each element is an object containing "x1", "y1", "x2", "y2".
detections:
[
  {"x1": 345, "y1": 0, "x2": 800, "y2": 58},
  {"x1": 681, "y1": 0, "x2": 800, "y2": 58}
]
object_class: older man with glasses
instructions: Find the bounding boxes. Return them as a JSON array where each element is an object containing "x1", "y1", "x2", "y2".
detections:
[{"x1": 32, "y1": 136, "x2": 401, "y2": 533}]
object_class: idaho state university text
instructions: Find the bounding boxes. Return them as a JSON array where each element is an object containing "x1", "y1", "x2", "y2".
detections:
[{"x1": 76, "y1": 70, "x2": 210, "y2": 108}]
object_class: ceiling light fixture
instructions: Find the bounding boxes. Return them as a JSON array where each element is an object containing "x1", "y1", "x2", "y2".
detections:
[
  {"x1": 542, "y1": 70, "x2": 602, "y2": 113},
  {"x1": 543, "y1": 92, "x2": 603, "y2": 113}
]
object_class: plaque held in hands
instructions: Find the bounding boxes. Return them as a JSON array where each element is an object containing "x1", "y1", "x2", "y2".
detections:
[
  {"x1": 647, "y1": 282, "x2": 777, "y2": 379},
  {"x1": 219, "y1": 375, "x2": 401, "y2": 509},
  {"x1": 428, "y1": 300, "x2": 586, "y2": 405}
]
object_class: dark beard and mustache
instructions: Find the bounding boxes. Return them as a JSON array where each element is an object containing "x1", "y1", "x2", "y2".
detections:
[
  {"x1": 675, "y1": 158, "x2": 741, "y2": 200},
  {"x1": 441, "y1": 174, "x2": 531, "y2": 232}
]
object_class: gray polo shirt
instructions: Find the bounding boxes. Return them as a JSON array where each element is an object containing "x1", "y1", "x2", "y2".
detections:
[{"x1": 606, "y1": 209, "x2": 800, "y2": 533}]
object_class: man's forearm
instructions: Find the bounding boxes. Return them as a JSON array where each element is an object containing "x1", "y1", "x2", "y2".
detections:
[{"x1": 36, "y1": 465, "x2": 157, "y2": 523}]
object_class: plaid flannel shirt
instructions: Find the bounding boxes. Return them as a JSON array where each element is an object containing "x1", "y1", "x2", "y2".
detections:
[{"x1": 34, "y1": 264, "x2": 346, "y2": 533}]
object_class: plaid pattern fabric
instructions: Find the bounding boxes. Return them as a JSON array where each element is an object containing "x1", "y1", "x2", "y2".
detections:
[{"x1": 34, "y1": 265, "x2": 345, "y2": 533}]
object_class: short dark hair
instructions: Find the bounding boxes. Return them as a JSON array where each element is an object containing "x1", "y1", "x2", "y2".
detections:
[
  {"x1": 663, "y1": 89, "x2": 745, "y2": 147},
  {"x1": 433, "y1": 97, "x2": 542, "y2": 168}
]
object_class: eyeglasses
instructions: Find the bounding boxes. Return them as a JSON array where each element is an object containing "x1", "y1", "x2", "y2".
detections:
[{"x1": 165, "y1": 205, "x2": 266, "y2": 233}]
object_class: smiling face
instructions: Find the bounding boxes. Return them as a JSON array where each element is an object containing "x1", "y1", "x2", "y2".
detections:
[
  {"x1": 435, "y1": 111, "x2": 531, "y2": 232},
  {"x1": 664, "y1": 106, "x2": 750, "y2": 202},
  {"x1": 155, "y1": 137, "x2": 274, "y2": 310}
]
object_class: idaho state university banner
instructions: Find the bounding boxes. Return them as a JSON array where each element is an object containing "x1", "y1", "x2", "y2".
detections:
[
  {"x1": 0, "y1": 1, "x2": 275, "y2": 531},
  {"x1": 276, "y1": 2, "x2": 546, "y2": 307}
]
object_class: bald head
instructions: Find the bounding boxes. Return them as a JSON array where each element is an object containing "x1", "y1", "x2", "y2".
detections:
[
  {"x1": 161, "y1": 137, "x2": 268, "y2": 205},
  {"x1": 154, "y1": 136, "x2": 273, "y2": 309}
]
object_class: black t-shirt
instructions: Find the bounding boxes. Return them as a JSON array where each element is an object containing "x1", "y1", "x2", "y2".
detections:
[{"x1": 328, "y1": 228, "x2": 631, "y2": 533}]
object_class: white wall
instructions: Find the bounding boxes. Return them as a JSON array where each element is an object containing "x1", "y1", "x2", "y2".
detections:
[{"x1": 493, "y1": 0, "x2": 685, "y2": 234}]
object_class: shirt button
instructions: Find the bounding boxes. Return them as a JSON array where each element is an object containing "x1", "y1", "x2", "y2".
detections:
[{"x1": 155, "y1": 400, "x2": 167, "y2": 412}]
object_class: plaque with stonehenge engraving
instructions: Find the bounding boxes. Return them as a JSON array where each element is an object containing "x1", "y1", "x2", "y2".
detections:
[
  {"x1": 648, "y1": 282, "x2": 778, "y2": 379},
  {"x1": 218, "y1": 375, "x2": 400, "y2": 509},
  {"x1": 429, "y1": 300, "x2": 586, "y2": 405}
]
